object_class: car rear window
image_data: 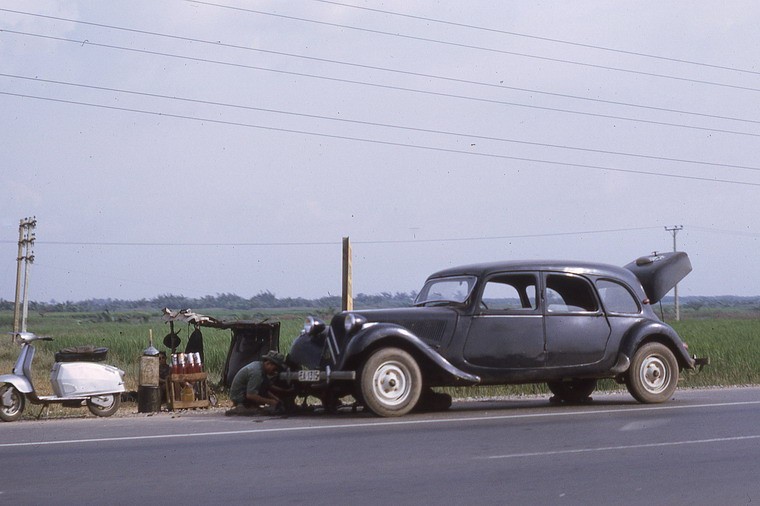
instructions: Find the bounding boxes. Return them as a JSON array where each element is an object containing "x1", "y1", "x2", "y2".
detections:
[
  {"x1": 596, "y1": 279, "x2": 641, "y2": 314},
  {"x1": 546, "y1": 274, "x2": 599, "y2": 313}
]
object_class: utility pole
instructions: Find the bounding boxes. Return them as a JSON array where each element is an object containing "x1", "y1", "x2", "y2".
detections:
[
  {"x1": 665, "y1": 225, "x2": 683, "y2": 321},
  {"x1": 13, "y1": 217, "x2": 36, "y2": 334},
  {"x1": 342, "y1": 237, "x2": 353, "y2": 311}
]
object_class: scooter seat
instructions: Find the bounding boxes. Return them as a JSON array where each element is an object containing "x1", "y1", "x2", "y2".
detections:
[{"x1": 55, "y1": 346, "x2": 109, "y2": 363}]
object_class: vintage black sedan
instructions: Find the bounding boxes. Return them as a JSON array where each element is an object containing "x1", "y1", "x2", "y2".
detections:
[{"x1": 284, "y1": 252, "x2": 708, "y2": 417}]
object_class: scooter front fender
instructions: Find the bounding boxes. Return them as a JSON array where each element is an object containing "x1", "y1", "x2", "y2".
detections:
[{"x1": 0, "y1": 374, "x2": 33, "y2": 394}]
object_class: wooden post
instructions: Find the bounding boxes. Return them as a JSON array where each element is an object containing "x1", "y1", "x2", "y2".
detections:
[{"x1": 342, "y1": 237, "x2": 353, "y2": 311}]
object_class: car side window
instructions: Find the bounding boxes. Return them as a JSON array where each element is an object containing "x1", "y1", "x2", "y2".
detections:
[
  {"x1": 545, "y1": 274, "x2": 598, "y2": 313},
  {"x1": 596, "y1": 279, "x2": 640, "y2": 314},
  {"x1": 480, "y1": 274, "x2": 537, "y2": 311}
]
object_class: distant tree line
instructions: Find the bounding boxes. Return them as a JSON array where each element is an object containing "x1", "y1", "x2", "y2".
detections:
[
  {"x1": 1, "y1": 293, "x2": 759, "y2": 314},
  {"x1": 660, "y1": 295, "x2": 760, "y2": 312},
  {"x1": 0, "y1": 290, "x2": 418, "y2": 313}
]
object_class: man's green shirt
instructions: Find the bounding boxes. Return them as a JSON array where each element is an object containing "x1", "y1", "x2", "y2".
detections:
[{"x1": 229, "y1": 361, "x2": 265, "y2": 404}]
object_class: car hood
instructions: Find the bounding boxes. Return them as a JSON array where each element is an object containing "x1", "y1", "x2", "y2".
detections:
[
  {"x1": 624, "y1": 251, "x2": 692, "y2": 304},
  {"x1": 349, "y1": 307, "x2": 459, "y2": 348}
]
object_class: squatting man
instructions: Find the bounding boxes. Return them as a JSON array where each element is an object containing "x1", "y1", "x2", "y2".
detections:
[{"x1": 226, "y1": 350, "x2": 291, "y2": 415}]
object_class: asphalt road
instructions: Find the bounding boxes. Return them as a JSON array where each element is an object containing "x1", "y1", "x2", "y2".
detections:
[{"x1": 2, "y1": 387, "x2": 759, "y2": 505}]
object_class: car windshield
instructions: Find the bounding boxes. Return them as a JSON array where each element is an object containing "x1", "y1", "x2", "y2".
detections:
[{"x1": 414, "y1": 276, "x2": 477, "y2": 306}]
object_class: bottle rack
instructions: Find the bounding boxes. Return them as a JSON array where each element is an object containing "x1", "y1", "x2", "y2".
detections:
[{"x1": 165, "y1": 372, "x2": 211, "y2": 410}]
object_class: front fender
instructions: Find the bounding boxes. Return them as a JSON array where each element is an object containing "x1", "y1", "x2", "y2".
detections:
[
  {"x1": 620, "y1": 321, "x2": 694, "y2": 369},
  {"x1": 0, "y1": 374, "x2": 33, "y2": 394},
  {"x1": 339, "y1": 323, "x2": 480, "y2": 385}
]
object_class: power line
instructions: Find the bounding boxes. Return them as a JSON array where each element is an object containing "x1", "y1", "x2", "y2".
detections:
[
  {"x1": 182, "y1": 0, "x2": 760, "y2": 94},
  {"x1": 686, "y1": 226, "x2": 760, "y2": 238},
  {"x1": 3, "y1": 89, "x2": 760, "y2": 188},
  {"x1": 356, "y1": 227, "x2": 664, "y2": 245},
  {"x1": 0, "y1": 226, "x2": 664, "y2": 247},
  {"x1": 5, "y1": 29, "x2": 760, "y2": 141},
  {"x1": 4, "y1": 72, "x2": 760, "y2": 174},
  {"x1": 3, "y1": 9, "x2": 759, "y2": 127},
  {"x1": 312, "y1": 0, "x2": 760, "y2": 77}
]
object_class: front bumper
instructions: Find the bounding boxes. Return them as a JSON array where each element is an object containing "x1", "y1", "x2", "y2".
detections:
[
  {"x1": 692, "y1": 355, "x2": 710, "y2": 372},
  {"x1": 279, "y1": 366, "x2": 356, "y2": 385}
]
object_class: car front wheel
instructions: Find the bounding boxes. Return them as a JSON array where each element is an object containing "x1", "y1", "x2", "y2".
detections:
[
  {"x1": 359, "y1": 347, "x2": 422, "y2": 417},
  {"x1": 626, "y1": 342, "x2": 679, "y2": 403}
]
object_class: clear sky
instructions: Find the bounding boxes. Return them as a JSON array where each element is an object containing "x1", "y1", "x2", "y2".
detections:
[{"x1": 1, "y1": 1, "x2": 759, "y2": 302}]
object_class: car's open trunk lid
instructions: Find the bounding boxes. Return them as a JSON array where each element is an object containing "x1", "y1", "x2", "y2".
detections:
[{"x1": 624, "y1": 251, "x2": 692, "y2": 304}]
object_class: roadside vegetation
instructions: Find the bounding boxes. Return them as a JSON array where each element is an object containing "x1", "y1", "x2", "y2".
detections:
[{"x1": 1, "y1": 300, "x2": 758, "y2": 418}]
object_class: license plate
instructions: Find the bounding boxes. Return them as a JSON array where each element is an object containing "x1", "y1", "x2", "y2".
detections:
[{"x1": 298, "y1": 369, "x2": 321, "y2": 382}]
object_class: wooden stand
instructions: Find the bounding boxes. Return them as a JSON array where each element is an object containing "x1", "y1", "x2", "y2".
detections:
[{"x1": 166, "y1": 372, "x2": 211, "y2": 410}]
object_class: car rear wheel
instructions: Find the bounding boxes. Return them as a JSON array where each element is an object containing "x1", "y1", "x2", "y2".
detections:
[
  {"x1": 547, "y1": 379, "x2": 597, "y2": 403},
  {"x1": 359, "y1": 347, "x2": 422, "y2": 417},
  {"x1": 625, "y1": 342, "x2": 679, "y2": 403}
]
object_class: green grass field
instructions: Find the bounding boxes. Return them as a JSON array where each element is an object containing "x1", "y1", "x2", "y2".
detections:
[{"x1": 1, "y1": 310, "x2": 758, "y2": 405}]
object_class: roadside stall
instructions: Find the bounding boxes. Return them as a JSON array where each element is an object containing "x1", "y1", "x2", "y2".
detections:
[{"x1": 161, "y1": 309, "x2": 280, "y2": 410}]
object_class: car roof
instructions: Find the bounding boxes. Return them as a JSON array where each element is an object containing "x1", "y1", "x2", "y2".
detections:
[{"x1": 427, "y1": 260, "x2": 639, "y2": 285}]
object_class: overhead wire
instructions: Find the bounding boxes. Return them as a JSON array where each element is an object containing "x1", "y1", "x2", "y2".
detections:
[
  {"x1": 686, "y1": 226, "x2": 760, "y2": 238},
  {"x1": 2, "y1": 8, "x2": 759, "y2": 185},
  {"x1": 3, "y1": 6, "x2": 757, "y2": 298},
  {"x1": 182, "y1": 0, "x2": 760, "y2": 94},
  {"x1": 312, "y1": 0, "x2": 760, "y2": 77},
  {"x1": 4, "y1": 72, "x2": 760, "y2": 174},
  {"x1": 0, "y1": 226, "x2": 664, "y2": 247},
  {"x1": 3, "y1": 9, "x2": 759, "y2": 128},
  {"x1": 14, "y1": 224, "x2": 657, "y2": 299},
  {"x1": 3, "y1": 90, "x2": 760, "y2": 188},
  {"x1": 4, "y1": 29, "x2": 760, "y2": 141}
]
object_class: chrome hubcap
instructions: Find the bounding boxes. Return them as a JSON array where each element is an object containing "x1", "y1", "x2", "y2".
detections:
[
  {"x1": 640, "y1": 355, "x2": 670, "y2": 393},
  {"x1": 372, "y1": 361, "x2": 411, "y2": 406}
]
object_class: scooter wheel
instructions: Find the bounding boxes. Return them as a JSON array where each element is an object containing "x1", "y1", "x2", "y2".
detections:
[
  {"x1": 0, "y1": 383, "x2": 25, "y2": 422},
  {"x1": 87, "y1": 394, "x2": 121, "y2": 417}
]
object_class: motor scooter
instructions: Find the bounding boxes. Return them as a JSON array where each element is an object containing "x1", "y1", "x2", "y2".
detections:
[{"x1": 0, "y1": 332, "x2": 125, "y2": 422}]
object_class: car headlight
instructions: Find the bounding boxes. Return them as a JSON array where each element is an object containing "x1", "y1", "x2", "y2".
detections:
[
  {"x1": 344, "y1": 313, "x2": 367, "y2": 334},
  {"x1": 302, "y1": 316, "x2": 325, "y2": 335}
]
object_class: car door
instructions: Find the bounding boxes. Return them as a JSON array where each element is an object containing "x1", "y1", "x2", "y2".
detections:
[
  {"x1": 463, "y1": 272, "x2": 546, "y2": 370},
  {"x1": 543, "y1": 272, "x2": 611, "y2": 367}
]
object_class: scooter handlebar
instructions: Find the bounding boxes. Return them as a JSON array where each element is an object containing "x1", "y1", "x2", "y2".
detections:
[{"x1": 9, "y1": 332, "x2": 54, "y2": 343}]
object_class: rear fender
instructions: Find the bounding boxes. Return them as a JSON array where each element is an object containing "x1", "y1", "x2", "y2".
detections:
[
  {"x1": 339, "y1": 323, "x2": 480, "y2": 385},
  {"x1": 620, "y1": 322, "x2": 694, "y2": 369}
]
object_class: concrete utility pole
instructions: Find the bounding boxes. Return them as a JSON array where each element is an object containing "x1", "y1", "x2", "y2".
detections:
[
  {"x1": 665, "y1": 225, "x2": 683, "y2": 321},
  {"x1": 13, "y1": 217, "x2": 37, "y2": 333}
]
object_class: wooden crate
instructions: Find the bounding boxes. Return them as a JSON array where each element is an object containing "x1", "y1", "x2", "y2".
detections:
[{"x1": 166, "y1": 372, "x2": 211, "y2": 410}]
